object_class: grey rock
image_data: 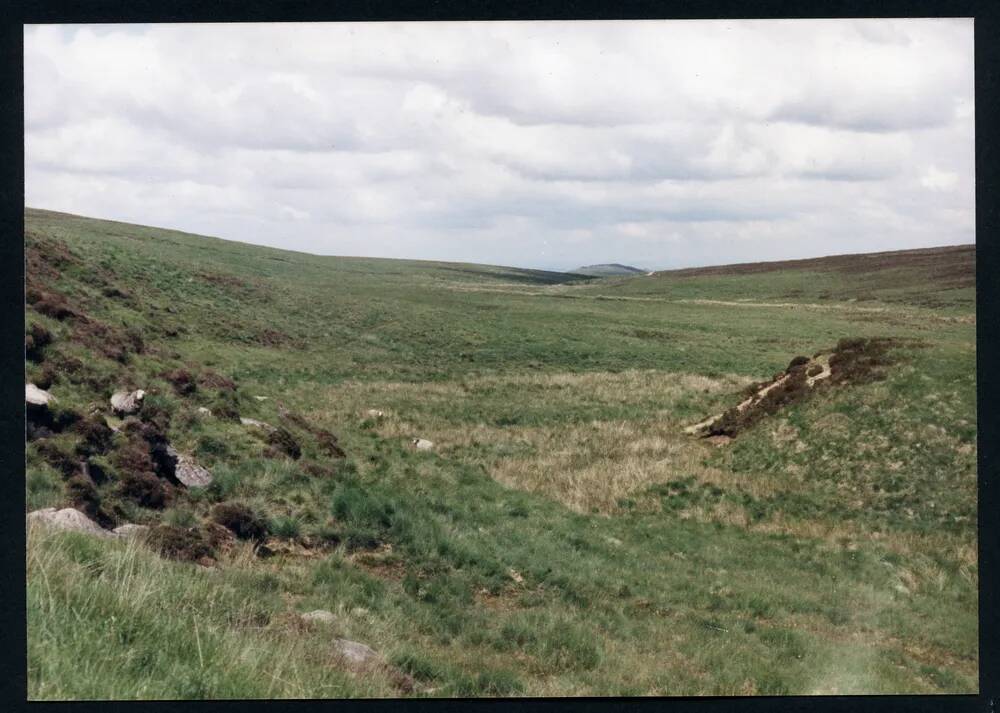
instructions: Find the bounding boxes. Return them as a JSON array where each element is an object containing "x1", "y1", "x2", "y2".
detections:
[
  {"x1": 412, "y1": 438, "x2": 434, "y2": 451},
  {"x1": 240, "y1": 417, "x2": 275, "y2": 432},
  {"x1": 301, "y1": 610, "x2": 337, "y2": 625},
  {"x1": 333, "y1": 638, "x2": 380, "y2": 667},
  {"x1": 175, "y1": 454, "x2": 212, "y2": 488},
  {"x1": 27, "y1": 508, "x2": 112, "y2": 538},
  {"x1": 112, "y1": 523, "x2": 150, "y2": 538}
]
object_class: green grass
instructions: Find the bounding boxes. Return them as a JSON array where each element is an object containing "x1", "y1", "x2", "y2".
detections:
[{"x1": 25, "y1": 207, "x2": 977, "y2": 697}]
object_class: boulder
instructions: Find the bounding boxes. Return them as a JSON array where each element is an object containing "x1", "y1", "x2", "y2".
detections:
[
  {"x1": 174, "y1": 453, "x2": 212, "y2": 488},
  {"x1": 196, "y1": 406, "x2": 212, "y2": 417},
  {"x1": 364, "y1": 409, "x2": 385, "y2": 419},
  {"x1": 113, "y1": 523, "x2": 150, "y2": 538},
  {"x1": 301, "y1": 610, "x2": 337, "y2": 625},
  {"x1": 333, "y1": 638, "x2": 380, "y2": 668},
  {"x1": 27, "y1": 507, "x2": 112, "y2": 538},
  {"x1": 25, "y1": 383, "x2": 56, "y2": 407},
  {"x1": 412, "y1": 438, "x2": 434, "y2": 451},
  {"x1": 110, "y1": 389, "x2": 145, "y2": 415}
]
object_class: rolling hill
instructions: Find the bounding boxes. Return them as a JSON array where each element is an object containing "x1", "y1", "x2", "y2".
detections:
[
  {"x1": 569, "y1": 263, "x2": 646, "y2": 277},
  {"x1": 24, "y1": 208, "x2": 977, "y2": 698}
]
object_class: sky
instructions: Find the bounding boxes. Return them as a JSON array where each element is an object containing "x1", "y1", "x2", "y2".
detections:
[{"x1": 24, "y1": 20, "x2": 974, "y2": 272}]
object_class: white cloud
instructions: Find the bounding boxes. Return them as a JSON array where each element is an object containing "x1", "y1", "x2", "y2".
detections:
[
  {"x1": 921, "y1": 165, "x2": 960, "y2": 191},
  {"x1": 24, "y1": 19, "x2": 974, "y2": 271}
]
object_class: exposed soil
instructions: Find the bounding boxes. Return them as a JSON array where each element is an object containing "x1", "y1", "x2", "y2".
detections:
[{"x1": 686, "y1": 337, "x2": 913, "y2": 439}]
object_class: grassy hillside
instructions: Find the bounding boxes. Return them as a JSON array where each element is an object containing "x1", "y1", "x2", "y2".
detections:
[{"x1": 25, "y1": 208, "x2": 977, "y2": 698}]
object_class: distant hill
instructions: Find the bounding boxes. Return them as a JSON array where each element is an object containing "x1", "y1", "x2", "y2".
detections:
[{"x1": 569, "y1": 263, "x2": 646, "y2": 277}]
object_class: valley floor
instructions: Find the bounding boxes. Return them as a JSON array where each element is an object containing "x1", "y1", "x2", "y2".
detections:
[{"x1": 25, "y1": 209, "x2": 977, "y2": 697}]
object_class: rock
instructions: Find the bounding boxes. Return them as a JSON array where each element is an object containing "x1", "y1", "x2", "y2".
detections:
[
  {"x1": 254, "y1": 395, "x2": 268, "y2": 401},
  {"x1": 333, "y1": 638, "x2": 380, "y2": 667},
  {"x1": 25, "y1": 383, "x2": 56, "y2": 406},
  {"x1": 27, "y1": 508, "x2": 112, "y2": 538},
  {"x1": 174, "y1": 453, "x2": 212, "y2": 488},
  {"x1": 113, "y1": 523, "x2": 149, "y2": 538},
  {"x1": 110, "y1": 389, "x2": 145, "y2": 415},
  {"x1": 412, "y1": 438, "x2": 434, "y2": 451},
  {"x1": 364, "y1": 409, "x2": 385, "y2": 419},
  {"x1": 240, "y1": 417, "x2": 275, "y2": 432},
  {"x1": 196, "y1": 407, "x2": 212, "y2": 417},
  {"x1": 301, "y1": 610, "x2": 337, "y2": 625}
]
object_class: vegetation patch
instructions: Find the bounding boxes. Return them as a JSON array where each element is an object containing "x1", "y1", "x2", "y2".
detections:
[
  {"x1": 211, "y1": 502, "x2": 270, "y2": 541},
  {"x1": 146, "y1": 524, "x2": 214, "y2": 562}
]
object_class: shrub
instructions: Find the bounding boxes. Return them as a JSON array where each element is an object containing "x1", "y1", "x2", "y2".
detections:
[
  {"x1": 787, "y1": 355, "x2": 810, "y2": 370},
  {"x1": 118, "y1": 471, "x2": 168, "y2": 509},
  {"x1": 146, "y1": 524, "x2": 214, "y2": 562},
  {"x1": 211, "y1": 502, "x2": 270, "y2": 541},
  {"x1": 73, "y1": 415, "x2": 114, "y2": 457},
  {"x1": 162, "y1": 368, "x2": 197, "y2": 396},
  {"x1": 25, "y1": 323, "x2": 53, "y2": 362},
  {"x1": 266, "y1": 427, "x2": 301, "y2": 460}
]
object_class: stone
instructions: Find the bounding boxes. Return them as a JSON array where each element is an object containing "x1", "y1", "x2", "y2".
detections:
[
  {"x1": 196, "y1": 406, "x2": 212, "y2": 417},
  {"x1": 301, "y1": 610, "x2": 337, "y2": 625},
  {"x1": 112, "y1": 523, "x2": 150, "y2": 538},
  {"x1": 174, "y1": 453, "x2": 212, "y2": 488},
  {"x1": 240, "y1": 417, "x2": 275, "y2": 432},
  {"x1": 27, "y1": 508, "x2": 112, "y2": 538},
  {"x1": 333, "y1": 638, "x2": 380, "y2": 667},
  {"x1": 412, "y1": 438, "x2": 434, "y2": 451},
  {"x1": 25, "y1": 383, "x2": 56, "y2": 406},
  {"x1": 364, "y1": 409, "x2": 385, "y2": 419},
  {"x1": 110, "y1": 389, "x2": 145, "y2": 415}
]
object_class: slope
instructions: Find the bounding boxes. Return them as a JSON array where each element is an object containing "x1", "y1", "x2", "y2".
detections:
[{"x1": 25, "y1": 209, "x2": 977, "y2": 698}]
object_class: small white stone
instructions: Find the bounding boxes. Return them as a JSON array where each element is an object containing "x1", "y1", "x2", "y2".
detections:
[{"x1": 301, "y1": 610, "x2": 337, "y2": 625}]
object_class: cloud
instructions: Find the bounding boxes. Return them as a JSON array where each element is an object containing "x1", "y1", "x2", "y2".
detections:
[{"x1": 24, "y1": 19, "x2": 974, "y2": 271}]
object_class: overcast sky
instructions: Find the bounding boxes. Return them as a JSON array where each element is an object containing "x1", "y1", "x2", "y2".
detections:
[{"x1": 24, "y1": 20, "x2": 974, "y2": 272}]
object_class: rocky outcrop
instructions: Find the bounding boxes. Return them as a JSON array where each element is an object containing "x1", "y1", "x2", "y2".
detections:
[
  {"x1": 27, "y1": 507, "x2": 112, "y2": 537},
  {"x1": 172, "y1": 451, "x2": 212, "y2": 488}
]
